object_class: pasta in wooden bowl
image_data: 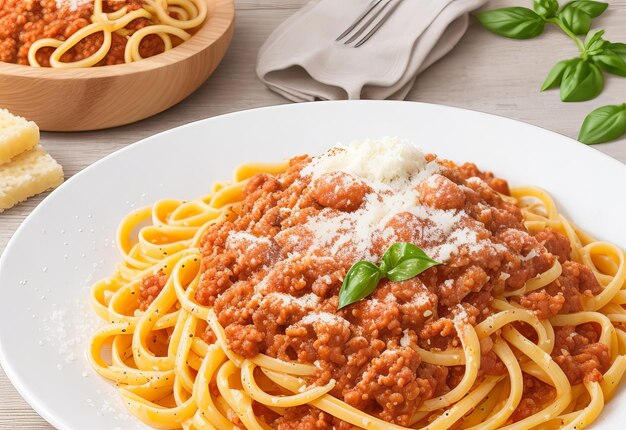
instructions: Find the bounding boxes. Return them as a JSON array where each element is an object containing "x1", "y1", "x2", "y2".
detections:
[{"x1": 0, "y1": 0, "x2": 234, "y2": 131}]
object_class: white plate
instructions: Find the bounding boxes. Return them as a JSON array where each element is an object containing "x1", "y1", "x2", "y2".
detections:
[{"x1": 0, "y1": 101, "x2": 625, "y2": 430}]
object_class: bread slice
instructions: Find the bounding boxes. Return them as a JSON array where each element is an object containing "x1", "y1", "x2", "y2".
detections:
[
  {"x1": 0, "y1": 145, "x2": 64, "y2": 212},
  {"x1": 0, "y1": 109, "x2": 40, "y2": 165}
]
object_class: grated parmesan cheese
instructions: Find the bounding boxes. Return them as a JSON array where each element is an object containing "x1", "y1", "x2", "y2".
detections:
[
  {"x1": 41, "y1": 297, "x2": 142, "y2": 427},
  {"x1": 300, "y1": 149, "x2": 443, "y2": 261},
  {"x1": 266, "y1": 292, "x2": 320, "y2": 309},
  {"x1": 520, "y1": 248, "x2": 540, "y2": 261},
  {"x1": 400, "y1": 329, "x2": 411, "y2": 347},
  {"x1": 295, "y1": 138, "x2": 493, "y2": 263},
  {"x1": 301, "y1": 137, "x2": 427, "y2": 188},
  {"x1": 453, "y1": 305, "x2": 470, "y2": 325},
  {"x1": 55, "y1": 0, "x2": 91, "y2": 11},
  {"x1": 301, "y1": 312, "x2": 349, "y2": 327},
  {"x1": 226, "y1": 231, "x2": 272, "y2": 252}
]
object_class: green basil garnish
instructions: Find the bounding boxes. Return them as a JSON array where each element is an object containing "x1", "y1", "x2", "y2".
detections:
[
  {"x1": 592, "y1": 52, "x2": 626, "y2": 77},
  {"x1": 559, "y1": 59, "x2": 604, "y2": 102},
  {"x1": 476, "y1": 7, "x2": 546, "y2": 39},
  {"x1": 541, "y1": 58, "x2": 578, "y2": 91},
  {"x1": 534, "y1": 0, "x2": 559, "y2": 19},
  {"x1": 337, "y1": 262, "x2": 381, "y2": 310},
  {"x1": 578, "y1": 103, "x2": 626, "y2": 144},
  {"x1": 580, "y1": 30, "x2": 626, "y2": 77},
  {"x1": 477, "y1": 0, "x2": 626, "y2": 142},
  {"x1": 338, "y1": 243, "x2": 441, "y2": 309},
  {"x1": 584, "y1": 29, "x2": 608, "y2": 54},
  {"x1": 380, "y1": 242, "x2": 440, "y2": 282},
  {"x1": 610, "y1": 43, "x2": 626, "y2": 61},
  {"x1": 558, "y1": 1, "x2": 608, "y2": 35}
]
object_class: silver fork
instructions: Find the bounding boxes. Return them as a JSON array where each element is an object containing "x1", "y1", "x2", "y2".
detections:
[{"x1": 336, "y1": 0, "x2": 403, "y2": 48}]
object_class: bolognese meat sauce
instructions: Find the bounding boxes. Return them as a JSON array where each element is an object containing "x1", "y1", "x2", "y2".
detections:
[
  {"x1": 0, "y1": 0, "x2": 164, "y2": 66},
  {"x1": 139, "y1": 141, "x2": 608, "y2": 428}
]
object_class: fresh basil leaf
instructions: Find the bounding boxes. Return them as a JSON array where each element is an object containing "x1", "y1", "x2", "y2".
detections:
[
  {"x1": 338, "y1": 261, "x2": 382, "y2": 309},
  {"x1": 380, "y1": 242, "x2": 408, "y2": 272},
  {"x1": 534, "y1": 0, "x2": 559, "y2": 18},
  {"x1": 558, "y1": 4, "x2": 592, "y2": 34},
  {"x1": 477, "y1": 7, "x2": 546, "y2": 39},
  {"x1": 386, "y1": 258, "x2": 441, "y2": 282},
  {"x1": 584, "y1": 29, "x2": 604, "y2": 46},
  {"x1": 584, "y1": 29, "x2": 607, "y2": 54},
  {"x1": 578, "y1": 104, "x2": 626, "y2": 144},
  {"x1": 560, "y1": 60, "x2": 604, "y2": 102},
  {"x1": 380, "y1": 242, "x2": 429, "y2": 272},
  {"x1": 541, "y1": 58, "x2": 577, "y2": 91},
  {"x1": 558, "y1": 1, "x2": 608, "y2": 34},
  {"x1": 381, "y1": 242, "x2": 441, "y2": 282},
  {"x1": 566, "y1": 0, "x2": 608, "y2": 17},
  {"x1": 609, "y1": 43, "x2": 626, "y2": 61},
  {"x1": 339, "y1": 243, "x2": 441, "y2": 309},
  {"x1": 592, "y1": 51, "x2": 626, "y2": 77},
  {"x1": 587, "y1": 41, "x2": 610, "y2": 56}
]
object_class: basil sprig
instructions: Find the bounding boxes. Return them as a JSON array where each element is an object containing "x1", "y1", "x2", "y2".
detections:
[
  {"x1": 478, "y1": 1, "x2": 620, "y2": 103},
  {"x1": 338, "y1": 243, "x2": 441, "y2": 309},
  {"x1": 541, "y1": 30, "x2": 626, "y2": 101},
  {"x1": 478, "y1": 1, "x2": 626, "y2": 144},
  {"x1": 477, "y1": 0, "x2": 608, "y2": 39},
  {"x1": 578, "y1": 104, "x2": 626, "y2": 144}
]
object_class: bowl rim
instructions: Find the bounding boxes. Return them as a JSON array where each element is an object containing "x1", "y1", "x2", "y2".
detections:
[{"x1": 0, "y1": 0, "x2": 234, "y2": 79}]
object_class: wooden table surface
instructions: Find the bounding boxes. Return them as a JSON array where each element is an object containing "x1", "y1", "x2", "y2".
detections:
[{"x1": 1, "y1": 0, "x2": 625, "y2": 428}]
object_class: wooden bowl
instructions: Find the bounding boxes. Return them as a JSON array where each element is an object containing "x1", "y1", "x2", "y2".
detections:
[{"x1": 0, "y1": 0, "x2": 234, "y2": 132}]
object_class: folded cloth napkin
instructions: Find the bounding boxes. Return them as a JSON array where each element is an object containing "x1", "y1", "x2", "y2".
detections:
[{"x1": 257, "y1": 0, "x2": 488, "y2": 102}]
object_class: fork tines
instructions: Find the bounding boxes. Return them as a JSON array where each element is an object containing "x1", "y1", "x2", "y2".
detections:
[{"x1": 336, "y1": 0, "x2": 402, "y2": 48}]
